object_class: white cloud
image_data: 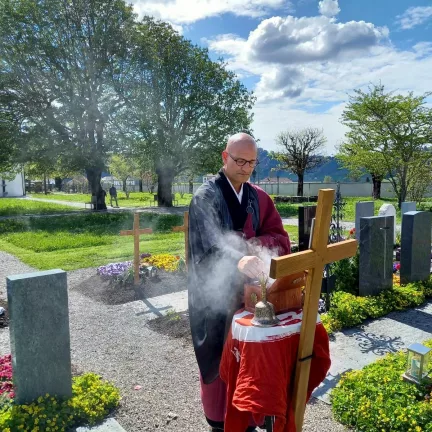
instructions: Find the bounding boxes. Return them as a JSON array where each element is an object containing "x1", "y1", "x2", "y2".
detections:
[
  {"x1": 396, "y1": 6, "x2": 432, "y2": 30},
  {"x1": 130, "y1": 0, "x2": 291, "y2": 24},
  {"x1": 204, "y1": 8, "x2": 432, "y2": 154},
  {"x1": 247, "y1": 15, "x2": 389, "y2": 64},
  {"x1": 318, "y1": 0, "x2": 340, "y2": 17}
]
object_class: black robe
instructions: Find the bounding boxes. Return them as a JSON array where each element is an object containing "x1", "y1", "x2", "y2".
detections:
[{"x1": 188, "y1": 170, "x2": 261, "y2": 384}]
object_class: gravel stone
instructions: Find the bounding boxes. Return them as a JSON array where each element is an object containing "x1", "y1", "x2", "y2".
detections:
[{"x1": 0, "y1": 251, "x2": 346, "y2": 431}]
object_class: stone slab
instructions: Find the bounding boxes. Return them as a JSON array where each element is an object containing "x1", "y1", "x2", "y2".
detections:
[
  {"x1": 313, "y1": 300, "x2": 432, "y2": 403},
  {"x1": 401, "y1": 201, "x2": 416, "y2": 233},
  {"x1": 75, "y1": 418, "x2": 127, "y2": 431},
  {"x1": 298, "y1": 206, "x2": 316, "y2": 251},
  {"x1": 7, "y1": 269, "x2": 72, "y2": 404},
  {"x1": 359, "y1": 216, "x2": 394, "y2": 296},
  {"x1": 401, "y1": 211, "x2": 432, "y2": 283},
  {"x1": 122, "y1": 289, "x2": 188, "y2": 320},
  {"x1": 355, "y1": 201, "x2": 374, "y2": 241},
  {"x1": 378, "y1": 203, "x2": 397, "y2": 243}
]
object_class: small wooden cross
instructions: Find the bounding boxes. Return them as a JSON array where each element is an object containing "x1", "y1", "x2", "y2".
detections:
[
  {"x1": 120, "y1": 213, "x2": 153, "y2": 285},
  {"x1": 172, "y1": 211, "x2": 189, "y2": 269},
  {"x1": 269, "y1": 189, "x2": 358, "y2": 431}
]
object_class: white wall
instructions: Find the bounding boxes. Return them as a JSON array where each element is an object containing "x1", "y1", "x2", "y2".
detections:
[
  {"x1": 171, "y1": 181, "x2": 432, "y2": 198},
  {"x1": 0, "y1": 172, "x2": 25, "y2": 197}
]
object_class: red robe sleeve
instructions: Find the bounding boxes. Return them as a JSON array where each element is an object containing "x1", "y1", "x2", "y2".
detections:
[{"x1": 251, "y1": 185, "x2": 291, "y2": 256}]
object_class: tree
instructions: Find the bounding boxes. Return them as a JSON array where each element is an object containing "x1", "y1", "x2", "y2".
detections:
[
  {"x1": 117, "y1": 18, "x2": 255, "y2": 206},
  {"x1": 407, "y1": 155, "x2": 432, "y2": 205},
  {"x1": 323, "y1": 175, "x2": 333, "y2": 183},
  {"x1": 336, "y1": 141, "x2": 387, "y2": 199},
  {"x1": 341, "y1": 84, "x2": 432, "y2": 208},
  {"x1": 271, "y1": 128, "x2": 326, "y2": 196},
  {"x1": 108, "y1": 154, "x2": 137, "y2": 198},
  {"x1": 0, "y1": 0, "x2": 136, "y2": 210}
]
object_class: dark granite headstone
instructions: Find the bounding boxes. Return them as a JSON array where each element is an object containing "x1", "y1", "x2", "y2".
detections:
[
  {"x1": 6, "y1": 270, "x2": 72, "y2": 404},
  {"x1": 401, "y1": 202, "x2": 416, "y2": 235},
  {"x1": 359, "y1": 216, "x2": 394, "y2": 296},
  {"x1": 298, "y1": 205, "x2": 317, "y2": 251},
  {"x1": 355, "y1": 201, "x2": 374, "y2": 241},
  {"x1": 400, "y1": 211, "x2": 432, "y2": 284}
]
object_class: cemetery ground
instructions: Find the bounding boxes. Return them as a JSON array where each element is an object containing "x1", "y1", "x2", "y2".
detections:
[
  {"x1": 0, "y1": 204, "x2": 431, "y2": 430},
  {"x1": 0, "y1": 251, "x2": 348, "y2": 432}
]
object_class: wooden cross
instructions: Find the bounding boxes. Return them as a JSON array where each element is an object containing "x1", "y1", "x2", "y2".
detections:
[
  {"x1": 269, "y1": 189, "x2": 358, "y2": 431},
  {"x1": 120, "y1": 213, "x2": 153, "y2": 285},
  {"x1": 172, "y1": 211, "x2": 189, "y2": 269}
]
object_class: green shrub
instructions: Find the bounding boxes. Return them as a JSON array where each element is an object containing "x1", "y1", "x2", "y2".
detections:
[
  {"x1": 0, "y1": 220, "x2": 27, "y2": 234},
  {"x1": 331, "y1": 340, "x2": 432, "y2": 432},
  {"x1": 0, "y1": 373, "x2": 120, "y2": 432},
  {"x1": 322, "y1": 276, "x2": 432, "y2": 335}
]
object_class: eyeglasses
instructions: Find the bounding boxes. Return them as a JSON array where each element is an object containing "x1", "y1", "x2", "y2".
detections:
[{"x1": 227, "y1": 152, "x2": 259, "y2": 168}]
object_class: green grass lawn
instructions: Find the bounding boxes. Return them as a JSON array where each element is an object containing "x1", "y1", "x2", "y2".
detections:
[
  {"x1": 0, "y1": 211, "x2": 300, "y2": 271},
  {"x1": 30, "y1": 192, "x2": 193, "y2": 207},
  {"x1": 0, "y1": 212, "x2": 184, "y2": 271},
  {"x1": 0, "y1": 198, "x2": 80, "y2": 217}
]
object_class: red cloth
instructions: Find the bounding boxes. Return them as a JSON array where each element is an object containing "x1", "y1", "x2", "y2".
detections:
[
  {"x1": 254, "y1": 185, "x2": 291, "y2": 255},
  {"x1": 242, "y1": 184, "x2": 291, "y2": 256},
  {"x1": 220, "y1": 309, "x2": 331, "y2": 432}
]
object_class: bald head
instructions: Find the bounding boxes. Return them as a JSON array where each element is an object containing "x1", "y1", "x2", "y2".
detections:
[
  {"x1": 222, "y1": 132, "x2": 258, "y2": 191},
  {"x1": 226, "y1": 133, "x2": 257, "y2": 153}
]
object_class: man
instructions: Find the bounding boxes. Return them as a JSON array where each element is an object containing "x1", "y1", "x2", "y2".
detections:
[
  {"x1": 109, "y1": 184, "x2": 118, "y2": 207},
  {"x1": 188, "y1": 133, "x2": 291, "y2": 431}
]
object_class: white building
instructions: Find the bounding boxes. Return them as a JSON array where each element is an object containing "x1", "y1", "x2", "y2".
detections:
[{"x1": 0, "y1": 171, "x2": 25, "y2": 197}]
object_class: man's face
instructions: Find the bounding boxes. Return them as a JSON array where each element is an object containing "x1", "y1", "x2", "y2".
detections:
[{"x1": 222, "y1": 142, "x2": 258, "y2": 184}]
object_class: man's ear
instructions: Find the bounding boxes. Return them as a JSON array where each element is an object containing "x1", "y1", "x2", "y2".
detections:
[{"x1": 221, "y1": 150, "x2": 228, "y2": 164}]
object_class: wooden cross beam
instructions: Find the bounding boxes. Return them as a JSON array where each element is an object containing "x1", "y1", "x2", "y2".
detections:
[
  {"x1": 120, "y1": 213, "x2": 153, "y2": 285},
  {"x1": 172, "y1": 211, "x2": 189, "y2": 269},
  {"x1": 269, "y1": 189, "x2": 358, "y2": 431}
]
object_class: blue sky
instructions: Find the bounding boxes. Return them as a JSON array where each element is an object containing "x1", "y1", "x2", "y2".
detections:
[{"x1": 130, "y1": 0, "x2": 432, "y2": 154}]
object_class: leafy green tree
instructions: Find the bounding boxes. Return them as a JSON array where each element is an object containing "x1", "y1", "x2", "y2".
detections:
[
  {"x1": 0, "y1": 0, "x2": 136, "y2": 209},
  {"x1": 271, "y1": 128, "x2": 326, "y2": 196},
  {"x1": 117, "y1": 18, "x2": 255, "y2": 206},
  {"x1": 108, "y1": 154, "x2": 138, "y2": 198},
  {"x1": 341, "y1": 84, "x2": 432, "y2": 208},
  {"x1": 336, "y1": 140, "x2": 387, "y2": 199}
]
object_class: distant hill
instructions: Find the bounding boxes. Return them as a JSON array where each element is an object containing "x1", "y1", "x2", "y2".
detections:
[{"x1": 253, "y1": 148, "x2": 366, "y2": 182}]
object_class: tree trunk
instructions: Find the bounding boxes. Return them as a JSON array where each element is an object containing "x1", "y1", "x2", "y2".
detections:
[
  {"x1": 86, "y1": 167, "x2": 107, "y2": 210},
  {"x1": 371, "y1": 174, "x2": 382, "y2": 200},
  {"x1": 156, "y1": 166, "x2": 173, "y2": 207},
  {"x1": 139, "y1": 179, "x2": 143, "y2": 193},
  {"x1": 189, "y1": 180, "x2": 193, "y2": 194},
  {"x1": 297, "y1": 173, "x2": 304, "y2": 197},
  {"x1": 43, "y1": 173, "x2": 47, "y2": 195}
]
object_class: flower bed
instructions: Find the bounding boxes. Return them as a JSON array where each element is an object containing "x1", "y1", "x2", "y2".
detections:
[
  {"x1": 96, "y1": 253, "x2": 185, "y2": 285},
  {"x1": 321, "y1": 275, "x2": 432, "y2": 334},
  {"x1": 331, "y1": 340, "x2": 432, "y2": 432},
  {"x1": 0, "y1": 354, "x2": 120, "y2": 431}
]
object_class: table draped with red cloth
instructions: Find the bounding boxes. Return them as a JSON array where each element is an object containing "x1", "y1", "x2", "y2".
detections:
[{"x1": 220, "y1": 308, "x2": 331, "y2": 432}]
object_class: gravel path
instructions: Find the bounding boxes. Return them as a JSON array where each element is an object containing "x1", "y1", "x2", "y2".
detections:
[{"x1": 0, "y1": 251, "x2": 346, "y2": 431}]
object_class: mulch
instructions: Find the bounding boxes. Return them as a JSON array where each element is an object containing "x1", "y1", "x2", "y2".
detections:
[
  {"x1": 147, "y1": 311, "x2": 192, "y2": 345},
  {"x1": 71, "y1": 271, "x2": 187, "y2": 305}
]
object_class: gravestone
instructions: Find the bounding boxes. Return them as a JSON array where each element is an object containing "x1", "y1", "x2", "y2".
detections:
[
  {"x1": 378, "y1": 203, "x2": 397, "y2": 243},
  {"x1": 359, "y1": 216, "x2": 394, "y2": 296},
  {"x1": 400, "y1": 211, "x2": 432, "y2": 284},
  {"x1": 355, "y1": 201, "x2": 374, "y2": 241},
  {"x1": 401, "y1": 202, "x2": 416, "y2": 234},
  {"x1": 298, "y1": 206, "x2": 316, "y2": 251},
  {"x1": 6, "y1": 269, "x2": 72, "y2": 404}
]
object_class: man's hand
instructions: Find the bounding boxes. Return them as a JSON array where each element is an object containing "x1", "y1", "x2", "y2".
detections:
[{"x1": 237, "y1": 256, "x2": 266, "y2": 279}]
